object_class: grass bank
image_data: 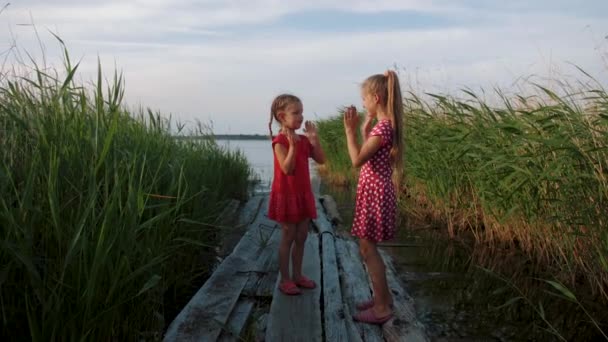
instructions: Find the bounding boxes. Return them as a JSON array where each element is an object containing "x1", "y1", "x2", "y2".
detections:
[{"x1": 0, "y1": 49, "x2": 250, "y2": 340}]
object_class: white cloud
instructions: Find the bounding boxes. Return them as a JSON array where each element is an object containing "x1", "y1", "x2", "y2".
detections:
[{"x1": 1, "y1": 1, "x2": 607, "y2": 134}]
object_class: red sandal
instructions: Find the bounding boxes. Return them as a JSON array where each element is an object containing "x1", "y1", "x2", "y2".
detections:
[
  {"x1": 294, "y1": 275, "x2": 316, "y2": 289},
  {"x1": 353, "y1": 308, "x2": 393, "y2": 325},
  {"x1": 279, "y1": 281, "x2": 301, "y2": 295}
]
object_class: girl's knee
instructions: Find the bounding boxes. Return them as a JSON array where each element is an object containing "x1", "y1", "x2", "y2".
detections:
[
  {"x1": 359, "y1": 244, "x2": 370, "y2": 260},
  {"x1": 359, "y1": 240, "x2": 377, "y2": 260},
  {"x1": 281, "y1": 224, "x2": 297, "y2": 240}
]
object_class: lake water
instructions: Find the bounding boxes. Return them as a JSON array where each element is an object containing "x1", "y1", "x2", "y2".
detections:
[
  {"x1": 217, "y1": 138, "x2": 320, "y2": 194},
  {"x1": 217, "y1": 139, "x2": 274, "y2": 192}
]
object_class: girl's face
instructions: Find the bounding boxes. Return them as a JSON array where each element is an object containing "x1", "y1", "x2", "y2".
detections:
[
  {"x1": 279, "y1": 102, "x2": 304, "y2": 130},
  {"x1": 361, "y1": 89, "x2": 379, "y2": 116}
]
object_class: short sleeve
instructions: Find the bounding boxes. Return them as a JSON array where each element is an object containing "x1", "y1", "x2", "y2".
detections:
[
  {"x1": 370, "y1": 120, "x2": 392, "y2": 146},
  {"x1": 272, "y1": 133, "x2": 289, "y2": 149}
]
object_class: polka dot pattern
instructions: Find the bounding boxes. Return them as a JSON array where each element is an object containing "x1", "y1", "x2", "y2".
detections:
[{"x1": 351, "y1": 120, "x2": 396, "y2": 242}]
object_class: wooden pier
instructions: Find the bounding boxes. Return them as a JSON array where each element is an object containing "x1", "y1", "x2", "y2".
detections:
[{"x1": 164, "y1": 194, "x2": 428, "y2": 342}]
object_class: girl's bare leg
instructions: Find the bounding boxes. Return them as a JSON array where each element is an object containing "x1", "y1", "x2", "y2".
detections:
[
  {"x1": 359, "y1": 239, "x2": 393, "y2": 317},
  {"x1": 279, "y1": 223, "x2": 297, "y2": 283},
  {"x1": 292, "y1": 219, "x2": 310, "y2": 280}
]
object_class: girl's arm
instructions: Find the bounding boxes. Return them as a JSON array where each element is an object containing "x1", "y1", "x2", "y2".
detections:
[
  {"x1": 344, "y1": 106, "x2": 382, "y2": 168},
  {"x1": 360, "y1": 114, "x2": 374, "y2": 142},
  {"x1": 274, "y1": 132, "x2": 297, "y2": 174},
  {"x1": 304, "y1": 121, "x2": 326, "y2": 164}
]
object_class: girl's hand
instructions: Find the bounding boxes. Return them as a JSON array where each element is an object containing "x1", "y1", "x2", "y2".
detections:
[
  {"x1": 304, "y1": 121, "x2": 320, "y2": 145},
  {"x1": 343, "y1": 105, "x2": 359, "y2": 134}
]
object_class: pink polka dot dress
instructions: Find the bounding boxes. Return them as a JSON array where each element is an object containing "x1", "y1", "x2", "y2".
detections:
[{"x1": 351, "y1": 119, "x2": 396, "y2": 242}]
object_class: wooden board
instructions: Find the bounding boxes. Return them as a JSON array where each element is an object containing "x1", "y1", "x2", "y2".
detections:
[
  {"x1": 266, "y1": 234, "x2": 322, "y2": 342},
  {"x1": 226, "y1": 198, "x2": 274, "y2": 263},
  {"x1": 164, "y1": 196, "x2": 270, "y2": 342},
  {"x1": 321, "y1": 232, "x2": 349, "y2": 342},
  {"x1": 217, "y1": 299, "x2": 255, "y2": 342},
  {"x1": 217, "y1": 197, "x2": 260, "y2": 258},
  {"x1": 241, "y1": 225, "x2": 281, "y2": 297},
  {"x1": 255, "y1": 235, "x2": 281, "y2": 298},
  {"x1": 380, "y1": 250, "x2": 429, "y2": 342},
  {"x1": 237, "y1": 194, "x2": 265, "y2": 226},
  {"x1": 334, "y1": 238, "x2": 384, "y2": 342},
  {"x1": 313, "y1": 197, "x2": 334, "y2": 235},
  {"x1": 163, "y1": 255, "x2": 252, "y2": 342},
  {"x1": 320, "y1": 194, "x2": 342, "y2": 225}
]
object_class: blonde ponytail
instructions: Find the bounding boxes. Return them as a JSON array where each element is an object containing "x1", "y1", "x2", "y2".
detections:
[{"x1": 362, "y1": 71, "x2": 404, "y2": 191}]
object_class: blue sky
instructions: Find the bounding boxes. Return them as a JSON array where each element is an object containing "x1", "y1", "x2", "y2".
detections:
[{"x1": 1, "y1": 1, "x2": 607, "y2": 134}]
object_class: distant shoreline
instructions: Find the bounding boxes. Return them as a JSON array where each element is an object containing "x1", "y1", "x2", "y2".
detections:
[{"x1": 174, "y1": 134, "x2": 268, "y2": 140}]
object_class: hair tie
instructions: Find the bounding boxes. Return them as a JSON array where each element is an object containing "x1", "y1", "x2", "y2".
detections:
[{"x1": 384, "y1": 70, "x2": 390, "y2": 77}]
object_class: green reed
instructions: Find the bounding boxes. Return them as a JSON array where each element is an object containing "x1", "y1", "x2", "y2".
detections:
[
  {"x1": 316, "y1": 74, "x2": 608, "y2": 337},
  {"x1": 0, "y1": 48, "x2": 250, "y2": 340}
]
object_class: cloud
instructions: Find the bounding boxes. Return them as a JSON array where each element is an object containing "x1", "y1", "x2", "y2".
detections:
[{"x1": 1, "y1": 1, "x2": 607, "y2": 134}]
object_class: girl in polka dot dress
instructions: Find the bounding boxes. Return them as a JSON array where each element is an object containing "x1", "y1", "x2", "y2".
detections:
[{"x1": 343, "y1": 70, "x2": 404, "y2": 325}]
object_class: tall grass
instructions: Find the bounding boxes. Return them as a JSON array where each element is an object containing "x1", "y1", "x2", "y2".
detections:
[
  {"x1": 316, "y1": 73, "x2": 608, "y2": 336},
  {"x1": 0, "y1": 47, "x2": 250, "y2": 340},
  {"x1": 402, "y1": 82, "x2": 608, "y2": 294},
  {"x1": 316, "y1": 110, "x2": 356, "y2": 185}
]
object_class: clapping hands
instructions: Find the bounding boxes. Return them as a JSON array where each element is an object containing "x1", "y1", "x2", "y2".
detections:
[
  {"x1": 343, "y1": 105, "x2": 359, "y2": 134},
  {"x1": 303, "y1": 120, "x2": 319, "y2": 143}
]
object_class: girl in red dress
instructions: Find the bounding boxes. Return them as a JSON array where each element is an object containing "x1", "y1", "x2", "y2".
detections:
[
  {"x1": 267, "y1": 94, "x2": 326, "y2": 295},
  {"x1": 343, "y1": 70, "x2": 404, "y2": 324}
]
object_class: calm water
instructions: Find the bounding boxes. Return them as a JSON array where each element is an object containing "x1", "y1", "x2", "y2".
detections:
[
  {"x1": 217, "y1": 139, "x2": 273, "y2": 192},
  {"x1": 217, "y1": 138, "x2": 319, "y2": 194}
]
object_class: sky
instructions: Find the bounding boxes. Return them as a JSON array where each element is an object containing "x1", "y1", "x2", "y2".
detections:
[{"x1": 1, "y1": 1, "x2": 607, "y2": 134}]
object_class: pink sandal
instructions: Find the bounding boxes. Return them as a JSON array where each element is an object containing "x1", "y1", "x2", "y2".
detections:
[
  {"x1": 356, "y1": 299, "x2": 394, "y2": 311},
  {"x1": 353, "y1": 308, "x2": 393, "y2": 325},
  {"x1": 294, "y1": 275, "x2": 316, "y2": 289},
  {"x1": 356, "y1": 299, "x2": 375, "y2": 311},
  {"x1": 279, "y1": 281, "x2": 301, "y2": 295}
]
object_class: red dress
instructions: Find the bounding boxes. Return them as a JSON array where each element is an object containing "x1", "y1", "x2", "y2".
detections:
[
  {"x1": 351, "y1": 119, "x2": 396, "y2": 242},
  {"x1": 268, "y1": 133, "x2": 317, "y2": 223}
]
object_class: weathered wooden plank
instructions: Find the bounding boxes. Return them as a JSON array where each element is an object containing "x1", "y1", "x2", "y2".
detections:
[
  {"x1": 266, "y1": 234, "x2": 322, "y2": 342},
  {"x1": 163, "y1": 255, "x2": 251, "y2": 342},
  {"x1": 217, "y1": 199, "x2": 250, "y2": 258},
  {"x1": 217, "y1": 299, "x2": 255, "y2": 342},
  {"x1": 225, "y1": 198, "x2": 273, "y2": 263},
  {"x1": 380, "y1": 250, "x2": 429, "y2": 342},
  {"x1": 321, "y1": 232, "x2": 349, "y2": 342},
  {"x1": 219, "y1": 195, "x2": 268, "y2": 259},
  {"x1": 254, "y1": 311, "x2": 269, "y2": 341},
  {"x1": 238, "y1": 194, "x2": 265, "y2": 226},
  {"x1": 320, "y1": 194, "x2": 342, "y2": 225},
  {"x1": 254, "y1": 238, "x2": 281, "y2": 298},
  {"x1": 335, "y1": 238, "x2": 384, "y2": 342},
  {"x1": 164, "y1": 197, "x2": 271, "y2": 342},
  {"x1": 314, "y1": 197, "x2": 334, "y2": 235},
  {"x1": 241, "y1": 225, "x2": 281, "y2": 297}
]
